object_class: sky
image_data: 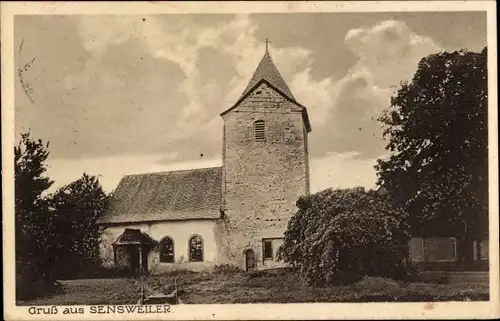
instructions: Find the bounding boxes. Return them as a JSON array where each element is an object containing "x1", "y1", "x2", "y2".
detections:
[{"x1": 14, "y1": 12, "x2": 487, "y2": 194}]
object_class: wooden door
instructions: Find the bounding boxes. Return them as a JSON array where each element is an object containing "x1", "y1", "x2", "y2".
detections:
[{"x1": 245, "y1": 249, "x2": 256, "y2": 271}]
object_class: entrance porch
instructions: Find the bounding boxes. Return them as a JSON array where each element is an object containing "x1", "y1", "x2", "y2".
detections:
[{"x1": 112, "y1": 228, "x2": 157, "y2": 277}]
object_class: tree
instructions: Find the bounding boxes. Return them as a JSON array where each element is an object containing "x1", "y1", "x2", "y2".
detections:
[
  {"x1": 376, "y1": 48, "x2": 488, "y2": 266},
  {"x1": 15, "y1": 131, "x2": 54, "y2": 298},
  {"x1": 47, "y1": 173, "x2": 109, "y2": 278},
  {"x1": 277, "y1": 187, "x2": 409, "y2": 286}
]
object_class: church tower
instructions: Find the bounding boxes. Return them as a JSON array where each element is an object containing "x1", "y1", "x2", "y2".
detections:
[{"x1": 218, "y1": 44, "x2": 312, "y2": 270}]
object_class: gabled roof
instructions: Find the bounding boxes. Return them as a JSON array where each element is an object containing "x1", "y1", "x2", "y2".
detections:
[
  {"x1": 240, "y1": 50, "x2": 295, "y2": 101},
  {"x1": 97, "y1": 167, "x2": 223, "y2": 224}
]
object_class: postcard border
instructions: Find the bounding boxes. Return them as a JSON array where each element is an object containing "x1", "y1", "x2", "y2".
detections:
[{"x1": 2, "y1": 1, "x2": 498, "y2": 320}]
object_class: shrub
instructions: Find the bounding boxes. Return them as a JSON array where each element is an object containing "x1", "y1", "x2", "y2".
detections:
[
  {"x1": 246, "y1": 267, "x2": 293, "y2": 278},
  {"x1": 160, "y1": 268, "x2": 193, "y2": 276},
  {"x1": 16, "y1": 260, "x2": 61, "y2": 301},
  {"x1": 213, "y1": 264, "x2": 243, "y2": 274},
  {"x1": 277, "y1": 187, "x2": 410, "y2": 286}
]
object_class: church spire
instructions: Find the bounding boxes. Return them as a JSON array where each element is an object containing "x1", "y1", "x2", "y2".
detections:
[{"x1": 238, "y1": 40, "x2": 295, "y2": 101}]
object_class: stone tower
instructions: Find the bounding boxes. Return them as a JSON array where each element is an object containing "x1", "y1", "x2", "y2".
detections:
[{"x1": 217, "y1": 46, "x2": 312, "y2": 270}]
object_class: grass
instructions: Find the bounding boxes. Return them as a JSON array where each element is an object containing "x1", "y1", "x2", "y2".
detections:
[
  {"x1": 148, "y1": 269, "x2": 489, "y2": 304},
  {"x1": 17, "y1": 269, "x2": 489, "y2": 305},
  {"x1": 17, "y1": 278, "x2": 140, "y2": 306}
]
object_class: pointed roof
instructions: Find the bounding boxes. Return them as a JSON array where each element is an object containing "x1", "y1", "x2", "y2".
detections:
[
  {"x1": 239, "y1": 49, "x2": 295, "y2": 101},
  {"x1": 220, "y1": 44, "x2": 312, "y2": 133}
]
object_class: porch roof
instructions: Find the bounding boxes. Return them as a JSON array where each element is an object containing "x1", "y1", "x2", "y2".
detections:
[{"x1": 112, "y1": 228, "x2": 157, "y2": 246}]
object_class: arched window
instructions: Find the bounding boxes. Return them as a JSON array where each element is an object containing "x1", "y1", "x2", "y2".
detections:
[
  {"x1": 159, "y1": 237, "x2": 174, "y2": 263},
  {"x1": 189, "y1": 235, "x2": 203, "y2": 262},
  {"x1": 253, "y1": 120, "x2": 266, "y2": 142}
]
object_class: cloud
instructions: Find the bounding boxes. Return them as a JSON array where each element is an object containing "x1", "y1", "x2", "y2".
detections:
[
  {"x1": 47, "y1": 151, "x2": 377, "y2": 195},
  {"x1": 16, "y1": 14, "x2": 316, "y2": 183},
  {"x1": 303, "y1": 19, "x2": 442, "y2": 159},
  {"x1": 16, "y1": 15, "x2": 235, "y2": 161},
  {"x1": 77, "y1": 16, "x2": 140, "y2": 55},
  {"x1": 291, "y1": 67, "x2": 335, "y2": 123},
  {"x1": 345, "y1": 20, "x2": 442, "y2": 87},
  {"x1": 16, "y1": 16, "x2": 444, "y2": 193},
  {"x1": 46, "y1": 155, "x2": 222, "y2": 194},
  {"x1": 310, "y1": 152, "x2": 379, "y2": 193}
]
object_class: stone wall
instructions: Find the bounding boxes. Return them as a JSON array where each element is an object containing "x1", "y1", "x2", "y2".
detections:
[
  {"x1": 99, "y1": 219, "x2": 219, "y2": 273},
  {"x1": 219, "y1": 82, "x2": 309, "y2": 270}
]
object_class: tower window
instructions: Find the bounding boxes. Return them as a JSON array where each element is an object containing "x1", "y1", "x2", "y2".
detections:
[{"x1": 254, "y1": 120, "x2": 266, "y2": 142}]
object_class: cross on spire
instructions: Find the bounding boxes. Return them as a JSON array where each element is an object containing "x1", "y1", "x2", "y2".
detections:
[{"x1": 265, "y1": 38, "x2": 269, "y2": 52}]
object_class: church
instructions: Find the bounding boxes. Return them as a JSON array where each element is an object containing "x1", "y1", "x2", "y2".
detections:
[
  {"x1": 97, "y1": 46, "x2": 312, "y2": 274},
  {"x1": 97, "y1": 45, "x2": 489, "y2": 275}
]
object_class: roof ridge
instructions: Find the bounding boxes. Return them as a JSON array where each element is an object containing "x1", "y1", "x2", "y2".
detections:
[{"x1": 123, "y1": 166, "x2": 222, "y2": 178}]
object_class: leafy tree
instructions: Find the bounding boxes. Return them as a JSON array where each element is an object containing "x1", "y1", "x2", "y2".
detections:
[
  {"x1": 15, "y1": 132, "x2": 110, "y2": 294},
  {"x1": 375, "y1": 47, "x2": 488, "y2": 266},
  {"x1": 47, "y1": 173, "x2": 110, "y2": 278},
  {"x1": 15, "y1": 132, "x2": 54, "y2": 298},
  {"x1": 277, "y1": 187, "x2": 409, "y2": 286}
]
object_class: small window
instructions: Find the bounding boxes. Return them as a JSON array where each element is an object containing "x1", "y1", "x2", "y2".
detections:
[
  {"x1": 263, "y1": 240, "x2": 273, "y2": 260},
  {"x1": 254, "y1": 120, "x2": 266, "y2": 142},
  {"x1": 189, "y1": 235, "x2": 203, "y2": 262},
  {"x1": 159, "y1": 237, "x2": 174, "y2": 263}
]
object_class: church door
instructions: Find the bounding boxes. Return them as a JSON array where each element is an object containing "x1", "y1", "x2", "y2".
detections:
[
  {"x1": 128, "y1": 246, "x2": 140, "y2": 276},
  {"x1": 245, "y1": 249, "x2": 256, "y2": 271}
]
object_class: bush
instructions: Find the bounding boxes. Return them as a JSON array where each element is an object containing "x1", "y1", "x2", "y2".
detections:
[
  {"x1": 278, "y1": 187, "x2": 410, "y2": 286},
  {"x1": 246, "y1": 267, "x2": 293, "y2": 278},
  {"x1": 213, "y1": 264, "x2": 243, "y2": 274},
  {"x1": 16, "y1": 260, "x2": 61, "y2": 301},
  {"x1": 159, "y1": 268, "x2": 194, "y2": 276}
]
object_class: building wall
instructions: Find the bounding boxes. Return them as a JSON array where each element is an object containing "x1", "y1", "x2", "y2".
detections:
[
  {"x1": 410, "y1": 237, "x2": 458, "y2": 263},
  {"x1": 99, "y1": 219, "x2": 219, "y2": 273},
  {"x1": 219, "y1": 82, "x2": 309, "y2": 270},
  {"x1": 409, "y1": 237, "x2": 489, "y2": 271},
  {"x1": 409, "y1": 237, "x2": 457, "y2": 271}
]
